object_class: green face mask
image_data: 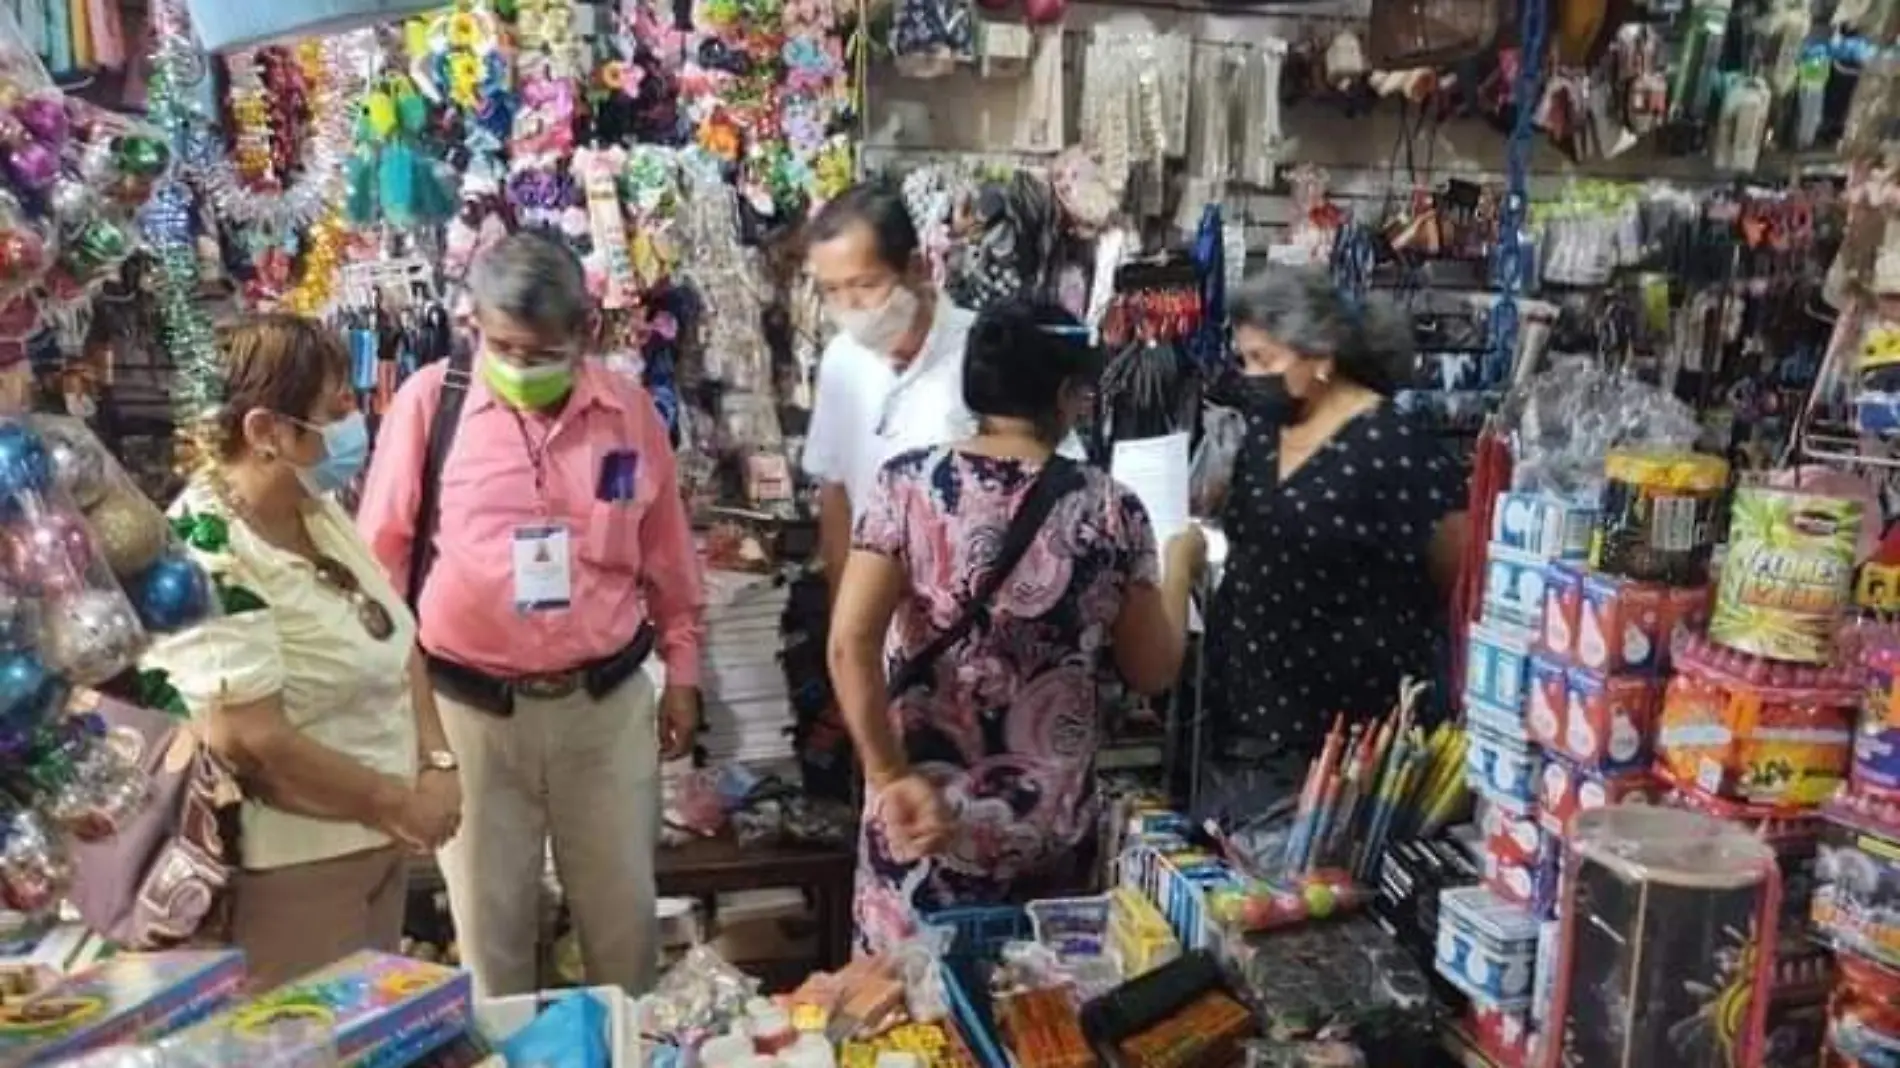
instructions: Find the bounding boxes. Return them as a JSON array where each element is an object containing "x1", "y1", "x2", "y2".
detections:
[{"x1": 482, "y1": 354, "x2": 574, "y2": 410}]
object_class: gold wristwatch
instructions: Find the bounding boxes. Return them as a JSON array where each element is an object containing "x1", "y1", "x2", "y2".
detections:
[{"x1": 421, "y1": 749, "x2": 459, "y2": 772}]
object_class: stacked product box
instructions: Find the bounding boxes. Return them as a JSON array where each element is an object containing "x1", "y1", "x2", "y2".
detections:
[
  {"x1": 1450, "y1": 490, "x2": 1596, "y2": 1068},
  {"x1": 1458, "y1": 453, "x2": 1729, "y2": 1068}
]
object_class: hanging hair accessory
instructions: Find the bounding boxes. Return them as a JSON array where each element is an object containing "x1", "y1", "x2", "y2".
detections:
[{"x1": 575, "y1": 146, "x2": 636, "y2": 309}]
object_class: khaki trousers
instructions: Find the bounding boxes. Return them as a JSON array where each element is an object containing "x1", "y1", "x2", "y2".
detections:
[
  {"x1": 435, "y1": 671, "x2": 661, "y2": 998},
  {"x1": 229, "y1": 845, "x2": 406, "y2": 991}
]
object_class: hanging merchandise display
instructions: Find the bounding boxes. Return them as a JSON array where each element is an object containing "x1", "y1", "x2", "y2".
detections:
[
  {"x1": 345, "y1": 71, "x2": 456, "y2": 230},
  {"x1": 0, "y1": 10, "x2": 161, "y2": 369},
  {"x1": 679, "y1": 0, "x2": 855, "y2": 230}
]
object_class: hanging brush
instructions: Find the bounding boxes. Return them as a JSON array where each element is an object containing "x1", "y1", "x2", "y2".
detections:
[{"x1": 1092, "y1": 339, "x2": 1201, "y2": 460}]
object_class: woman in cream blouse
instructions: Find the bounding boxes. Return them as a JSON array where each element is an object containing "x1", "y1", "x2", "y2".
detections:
[{"x1": 142, "y1": 315, "x2": 461, "y2": 987}]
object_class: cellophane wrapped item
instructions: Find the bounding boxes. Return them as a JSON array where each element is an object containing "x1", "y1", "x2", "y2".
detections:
[
  {"x1": 0, "y1": 415, "x2": 218, "y2": 918},
  {"x1": 1506, "y1": 356, "x2": 1704, "y2": 499},
  {"x1": 1544, "y1": 804, "x2": 1780, "y2": 1068},
  {"x1": 1190, "y1": 405, "x2": 1244, "y2": 516},
  {"x1": 640, "y1": 945, "x2": 760, "y2": 1039},
  {"x1": 27, "y1": 415, "x2": 220, "y2": 645}
]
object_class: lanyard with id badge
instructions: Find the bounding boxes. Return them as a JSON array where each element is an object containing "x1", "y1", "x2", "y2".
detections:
[{"x1": 511, "y1": 414, "x2": 573, "y2": 613}]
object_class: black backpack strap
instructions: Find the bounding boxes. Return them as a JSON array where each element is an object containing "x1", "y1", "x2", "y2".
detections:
[
  {"x1": 886, "y1": 456, "x2": 1085, "y2": 699},
  {"x1": 406, "y1": 347, "x2": 473, "y2": 609}
]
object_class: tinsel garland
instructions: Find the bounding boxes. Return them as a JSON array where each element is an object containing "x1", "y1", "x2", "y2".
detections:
[
  {"x1": 177, "y1": 18, "x2": 368, "y2": 230},
  {"x1": 281, "y1": 213, "x2": 345, "y2": 315},
  {"x1": 141, "y1": 0, "x2": 222, "y2": 464},
  {"x1": 224, "y1": 49, "x2": 276, "y2": 190}
]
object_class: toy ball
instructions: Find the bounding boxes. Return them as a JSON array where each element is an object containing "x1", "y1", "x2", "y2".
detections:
[
  {"x1": 84, "y1": 488, "x2": 166, "y2": 577},
  {"x1": 12, "y1": 95, "x2": 67, "y2": 149},
  {"x1": 47, "y1": 178, "x2": 93, "y2": 223},
  {"x1": 135, "y1": 554, "x2": 210, "y2": 632},
  {"x1": 0, "y1": 808, "x2": 68, "y2": 913},
  {"x1": 1303, "y1": 881, "x2": 1338, "y2": 919},
  {"x1": 39, "y1": 589, "x2": 143, "y2": 687},
  {"x1": 110, "y1": 134, "x2": 170, "y2": 180},
  {"x1": 0, "y1": 649, "x2": 52, "y2": 729},
  {"x1": 64, "y1": 218, "x2": 128, "y2": 271},
  {"x1": 0, "y1": 422, "x2": 50, "y2": 500},
  {"x1": 4, "y1": 142, "x2": 57, "y2": 193},
  {"x1": 0, "y1": 228, "x2": 45, "y2": 284},
  {"x1": 39, "y1": 420, "x2": 108, "y2": 507},
  {"x1": 5, "y1": 509, "x2": 93, "y2": 592}
]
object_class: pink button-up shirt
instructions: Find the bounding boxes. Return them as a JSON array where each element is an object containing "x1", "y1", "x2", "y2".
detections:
[{"x1": 358, "y1": 359, "x2": 704, "y2": 686}]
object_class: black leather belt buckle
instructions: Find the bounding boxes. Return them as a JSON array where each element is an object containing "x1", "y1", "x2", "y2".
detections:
[{"x1": 515, "y1": 673, "x2": 583, "y2": 700}]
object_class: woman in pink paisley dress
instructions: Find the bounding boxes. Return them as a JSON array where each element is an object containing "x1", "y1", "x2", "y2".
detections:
[{"x1": 828, "y1": 298, "x2": 1206, "y2": 954}]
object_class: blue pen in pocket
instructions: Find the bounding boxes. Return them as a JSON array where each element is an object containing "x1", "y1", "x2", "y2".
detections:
[{"x1": 598, "y1": 450, "x2": 640, "y2": 502}]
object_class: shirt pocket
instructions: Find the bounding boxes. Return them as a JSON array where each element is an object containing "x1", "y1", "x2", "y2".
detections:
[{"x1": 581, "y1": 499, "x2": 645, "y2": 572}]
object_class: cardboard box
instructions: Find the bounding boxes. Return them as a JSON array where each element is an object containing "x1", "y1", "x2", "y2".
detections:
[
  {"x1": 1576, "y1": 574, "x2": 1665, "y2": 674},
  {"x1": 164, "y1": 952, "x2": 471, "y2": 1068},
  {"x1": 0, "y1": 951, "x2": 243, "y2": 1067}
]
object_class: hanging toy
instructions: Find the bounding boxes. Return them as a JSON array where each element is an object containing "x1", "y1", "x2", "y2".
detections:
[
  {"x1": 574, "y1": 146, "x2": 636, "y2": 309},
  {"x1": 410, "y1": 2, "x2": 512, "y2": 112},
  {"x1": 347, "y1": 74, "x2": 454, "y2": 229}
]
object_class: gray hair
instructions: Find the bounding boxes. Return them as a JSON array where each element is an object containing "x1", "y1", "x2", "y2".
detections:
[
  {"x1": 1229, "y1": 269, "x2": 1413, "y2": 395},
  {"x1": 467, "y1": 231, "x2": 590, "y2": 337}
]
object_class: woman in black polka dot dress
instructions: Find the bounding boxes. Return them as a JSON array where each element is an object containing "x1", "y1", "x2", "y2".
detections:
[{"x1": 1202, "y1": 270, "x2": 1469, "y2": 805}]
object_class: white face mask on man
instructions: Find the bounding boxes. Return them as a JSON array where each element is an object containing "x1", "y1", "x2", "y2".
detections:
[{"x1": 829, "y1": 284, "x2": 921, "y2": 354}]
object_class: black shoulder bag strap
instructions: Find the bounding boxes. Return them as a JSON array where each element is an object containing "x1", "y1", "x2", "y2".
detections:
[
  {"x1": 406, "y1": 347, "x2": 474, "y2": 609},
  {"x1": 886, "y1": 456, "x2": 1084, "y2": 699}
]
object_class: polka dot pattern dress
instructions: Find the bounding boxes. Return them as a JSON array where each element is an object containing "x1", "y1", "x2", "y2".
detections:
[{"x1": 1205, "y1": 402, "x2": 1466, "y2": 760}]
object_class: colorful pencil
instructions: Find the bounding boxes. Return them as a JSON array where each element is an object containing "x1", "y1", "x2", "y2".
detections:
[{"x1": 1281, "y1": 716, "x2": 1344, "y2": 876}]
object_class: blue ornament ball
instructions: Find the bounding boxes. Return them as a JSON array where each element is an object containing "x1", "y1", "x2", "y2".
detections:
[
  {"x1": 0, "y1": 422, "x2": 49, "y2": 501},
  {"x1": 136, "y1": 553, "x2": 210, "y2": 631},
  {"x1": 0, "y1": 649, "x2": 53, "y2": 730}
]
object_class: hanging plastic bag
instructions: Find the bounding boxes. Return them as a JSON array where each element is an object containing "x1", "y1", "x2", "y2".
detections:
[{"x1": 1190, "y1": 405, "x2": 1245, "y2": 515}]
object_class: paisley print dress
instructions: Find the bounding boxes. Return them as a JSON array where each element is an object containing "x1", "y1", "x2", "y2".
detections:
[{"x1": 851, "y1": 447, "x2": 1158, "y2": 954}]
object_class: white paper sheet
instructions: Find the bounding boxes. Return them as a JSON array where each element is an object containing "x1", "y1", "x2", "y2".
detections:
[
  {"x1": 1111, "y1": 432, "x2": 1203, "y2": 634},
  {"x1": 1111, "y1": 431, "x2": 1191, "y2": 544}
]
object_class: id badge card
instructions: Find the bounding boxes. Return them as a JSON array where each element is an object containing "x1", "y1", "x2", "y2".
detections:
[{"x1": 512, "y1": 524, "x2": 573, "y2": 613}]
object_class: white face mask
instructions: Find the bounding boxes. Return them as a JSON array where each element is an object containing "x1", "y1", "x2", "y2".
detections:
[{"x1": 829, "y1": 285, "x2": 921, "y2": 354}]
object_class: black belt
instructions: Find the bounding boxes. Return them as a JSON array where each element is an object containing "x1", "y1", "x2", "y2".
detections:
[{"x1": 426, "y1": 621, "x2": 657, "y2": 718}]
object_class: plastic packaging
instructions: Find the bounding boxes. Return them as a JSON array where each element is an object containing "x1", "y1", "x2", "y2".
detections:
[
  {"x1": 1858, "y1": 639, "x2": 1900, "y2": 795},
  {"x1": 1505, "y1": 357, "x2": 1704, "y2": 499},
  {"x1": 1823, "y1": 952, "x2": 1900, "y2": 1066},
  {"x1": 497, "y1": 991, "x2": 610, "y2": 1068},
  {"x1": 1189, "y1": 405, "x2": 1244, "y2": 516},
  {"x1": 30, "y1": 415, "x2": 218, "y2": 639},
  {"x1": 1544, "y1": 805, "x2": 1780, "y2": 1068},
  {"x1": 640, "y1": 945, "x2": 760, "y2": 1039},
  {"x1": 1657, "y1": 635, "x2": 1858, "y2": 806}
]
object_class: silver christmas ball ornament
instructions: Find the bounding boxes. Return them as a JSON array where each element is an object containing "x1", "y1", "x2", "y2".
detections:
[{"x1": 39, "y1": 589, "x2": 142, "y2": 686}]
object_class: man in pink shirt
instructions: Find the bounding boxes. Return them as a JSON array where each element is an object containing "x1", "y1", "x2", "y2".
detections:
[{"x1": 358, "y1": 233, "x2": 704, "y2": 997}]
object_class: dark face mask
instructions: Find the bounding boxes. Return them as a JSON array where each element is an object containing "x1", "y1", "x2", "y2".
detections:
[{"x1": 1229, "y1": 373, "x2": 1300, "y2": 424}]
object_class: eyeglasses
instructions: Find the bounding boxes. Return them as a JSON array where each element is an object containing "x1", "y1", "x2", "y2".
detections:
[{"x1": 312, "y1": 555, "x2": 395, "y2": 641}]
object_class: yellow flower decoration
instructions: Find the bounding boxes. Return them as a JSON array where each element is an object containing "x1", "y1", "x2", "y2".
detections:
[
  {"x1": 447, "y1": 53, "x2": 481, "y2": 107},
  {"x1": 365, "y1": 91, "x2": 398, "y2": 139},
  {"x1": 447, "y1": 12, "x2": 481, "y2": 47}
]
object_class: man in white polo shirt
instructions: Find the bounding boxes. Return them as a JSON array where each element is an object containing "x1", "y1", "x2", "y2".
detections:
[{"x1": 803, "y1": 182, "x2": 976, "y2": 600}]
